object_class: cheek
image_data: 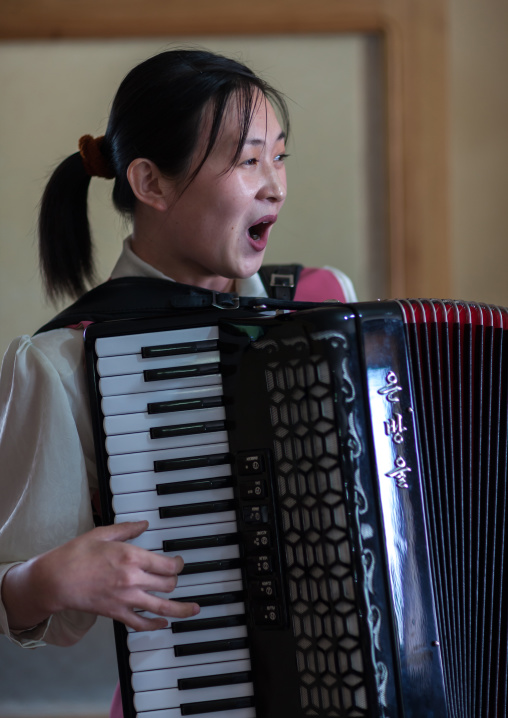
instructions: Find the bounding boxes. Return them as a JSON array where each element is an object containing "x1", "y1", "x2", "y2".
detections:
[{"x1": 214, "y1": 192, "x2": 250, "y2": 228}]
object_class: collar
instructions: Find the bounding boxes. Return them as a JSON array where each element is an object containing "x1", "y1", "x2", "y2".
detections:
[{"x1": 110, "y1": 238, "x2": 268, "y2": 298}]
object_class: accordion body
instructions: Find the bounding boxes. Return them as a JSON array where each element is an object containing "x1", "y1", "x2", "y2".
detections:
[{"x1": 85, "y1": 300, "x2": 508, "y2": 718}]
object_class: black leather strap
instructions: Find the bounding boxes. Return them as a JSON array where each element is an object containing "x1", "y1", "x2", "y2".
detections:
[{"x1": 36, "y1": 275, "x2": 321, "y2": 334}]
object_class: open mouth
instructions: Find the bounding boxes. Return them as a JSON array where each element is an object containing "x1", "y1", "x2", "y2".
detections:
[{"x1": 248, "y1": 220, "x2": 271, "y2": 240}]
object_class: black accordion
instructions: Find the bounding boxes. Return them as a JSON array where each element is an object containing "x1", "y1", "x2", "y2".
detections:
[{"x1": 84, "y1": 299, "x2": 508, "y2": 718}]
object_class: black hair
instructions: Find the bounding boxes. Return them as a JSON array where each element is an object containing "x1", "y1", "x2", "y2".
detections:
[{"x1": 38, "y1": 49, "x2": 290, "y2": 301}]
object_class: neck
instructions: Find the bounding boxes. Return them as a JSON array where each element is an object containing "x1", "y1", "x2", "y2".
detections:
[{"x1": 130, "y1": 210, "x2": 236, "y2": 293}]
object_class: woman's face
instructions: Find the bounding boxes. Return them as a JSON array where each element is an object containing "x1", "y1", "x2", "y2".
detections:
[{"x1": 136, "y1": 95, "x2": 287, "y2": 291}]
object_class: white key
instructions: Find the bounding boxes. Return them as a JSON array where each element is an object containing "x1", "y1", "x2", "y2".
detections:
[
  {"x1": 109, "y1": 464, "x2": 232, "y2": 495},
  {"x1": 176, "y1": 568, "x2": 242, "y2": 588},
  {"x1": 108, "y1": 441, "x2": 229, "y2": 476},
  {"x1": 127, "y1": 624, "x2": 247, "y2": 653},
  {"x1": 96, "y1": 326, "x2": 218, "y2": 358},
  {"x1": 102, "y1": 385, "x2": 223, "y2": 417},
  {"x1": 134, "y1": 681, "x2": 254, "y2": 713},
  {"x1": 131, "y1": 658, "x2": 251, "y2": 692},
  {"x1": 97, "y1": 350, "x2": 220, "y2": 378},
  {"x1": 126, "y1": 520, "x2": 237, "y2": 550},
  {"x1": 100, "y1": 372, "x2": 221, "y2": 398},
  {"x1": 115, "y1": 508, "x2": 237, "y2": 531},
  {"x1": 137, "y1": 706, "x2": 255, "y2": 718},
  {"x1": 114, "y1": 487, "x2": 234, "y2": 515},
  {"x1": 130, "y1": 646, "x2": 250, "y2": 672},
  {"x1": 104, "y1": 406, "x2": 226, "y2": 436},
  {"x1": 105, "y1": 429, "x2": 228, "y2": 456}
]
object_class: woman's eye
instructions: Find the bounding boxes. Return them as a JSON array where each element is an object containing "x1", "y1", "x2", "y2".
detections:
[
  {"x1": 243, "y1": 158, "x2": 259, "y2": 166},
  {"x1": 275, "y1": 153, "x2": 289, "y2": 162}
]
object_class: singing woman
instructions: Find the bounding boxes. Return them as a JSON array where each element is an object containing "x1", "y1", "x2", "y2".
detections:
[{"x1": 0, "y1": 49, "x2": 356, "y2": 715}]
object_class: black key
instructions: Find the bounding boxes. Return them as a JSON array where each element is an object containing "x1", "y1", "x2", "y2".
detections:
[
  {"x1": 172, "y1": 591, "x2": 244, "y2": 607},
  {"x1": 159, "y1": 499, "x2": 235, "y2": 520},
  {"x1": 180, "y1": 696, "x2": 255, "y2": 716},
  {"x1": 172, "y1": 614, "x2": 246, "y2": 634},
  {"x1": 181, "y1": 558, "x2": 242, "y2": 575},
  {"x1": 163, "y1": 532, "x2": 239, "y2": 552},
  {"x1": 174, "y1": 637, "x2": 248, "y2": 658},
  {"x1": 178, "y1": 671, "x2": 252, "y2": 691},
  {"x1": 148, "y1": 395, "x2": 224, "y2": 414},
  {"x1": 154, "y1": 453, "x2": 230, "y2": 473},
  {"x1": 150, "y1": 420, "x2": 226, "y2": 440},
  {"x1": 142, "y1": 339, "x2": 218, "y2": 359},
  {"x1": 157, "y1": 476, "x2": 233, "y2": 496},
  {"x1": 144, "y1": 363, "x2": 220, "y2": 383}
]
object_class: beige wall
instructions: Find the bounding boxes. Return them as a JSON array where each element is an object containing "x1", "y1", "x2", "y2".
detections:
[{"x1": 450, "y1": 0, "x2": 508, "y2": 304}]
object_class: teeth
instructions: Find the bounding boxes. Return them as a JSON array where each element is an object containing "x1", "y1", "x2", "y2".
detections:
[{"x1": 251, "y1": 234, "x2": 260, "y2": 240}]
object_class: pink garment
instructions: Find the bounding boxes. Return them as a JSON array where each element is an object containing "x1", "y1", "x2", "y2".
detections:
[
  {"x1": 110, "y1": 683, "x2": 123, "y2": 718},
  {"x1": 108, "y1": 267, "x2": 348, "y2": 716},
  {"x1": 294, "y1": 267, "x2": 348, "y2": 303},
  {"x1": 66, "y1": 320, "x2": 95, "y2": 331}
]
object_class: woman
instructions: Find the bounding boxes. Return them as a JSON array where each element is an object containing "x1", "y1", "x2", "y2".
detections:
[{"x1": 0, "y1": 49, "x2": 356, "y2": 712}]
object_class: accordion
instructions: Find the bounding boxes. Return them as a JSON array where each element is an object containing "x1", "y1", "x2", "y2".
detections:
[{"x1": 84, "y1": 299, "x2": 508, "y2": 718}]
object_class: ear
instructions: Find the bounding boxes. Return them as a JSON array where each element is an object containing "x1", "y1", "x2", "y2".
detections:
[{"x1": 127, "y1": 158, "x2": 174, "y2": 212}]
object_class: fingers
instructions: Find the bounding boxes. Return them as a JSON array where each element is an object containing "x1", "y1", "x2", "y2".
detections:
[
  {"x1": 126, "y1": 613, "x2": 169, "y2": 632},
  {"x1": 114, "y1": 607, "x2": 169, "y2": 633},
  {"x1": 121, "y1": 598, "x2": 200, "y2": 632},
  {"x1": 42, "y1": 522, "x2": 198, "y2": 630},
  {"x1": 91, "y1": 523, "x2": 186, "y2": 581},
  {"x1": 139, "y1": 551, "x2": 184, "y2": 578},
  {"x1": 130, "y1": 571, "x2": 179, "y2": 596},
  {"x1": 143, "y1": 596, "x2": 200, "y2": 621},
  {"x1": 94, "y1": 520, "x2": 149, "y2": 542}
]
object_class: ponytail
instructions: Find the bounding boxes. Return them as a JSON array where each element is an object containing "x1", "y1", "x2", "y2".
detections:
[{"x1": 38, "y1": 152, "x2": 96, "y2": 302}]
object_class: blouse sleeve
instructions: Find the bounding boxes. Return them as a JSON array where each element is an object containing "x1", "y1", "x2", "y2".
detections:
[{"x1": 0, "y1": 329, "x2": 98, "y2": 647}]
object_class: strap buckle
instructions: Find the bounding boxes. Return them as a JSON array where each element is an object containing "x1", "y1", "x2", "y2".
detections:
[
  {"x1": 212, "y1": 291, "x2": 240, "y2": 310},
  {"x1": 269, "y1": 273, "x2": 295, "y2": 288}
]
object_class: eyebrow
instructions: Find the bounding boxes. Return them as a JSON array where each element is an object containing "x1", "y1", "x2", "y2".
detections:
[{"x1": 244, "y1": 131, "x2": 286, "y2": 147}]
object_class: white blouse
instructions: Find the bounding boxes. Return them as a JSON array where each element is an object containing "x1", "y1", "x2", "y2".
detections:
[{"x1": 0, "y1": 239, "x2": 356, "y2": 648}]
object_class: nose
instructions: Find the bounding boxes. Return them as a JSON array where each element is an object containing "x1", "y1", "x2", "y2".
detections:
[{"x1": 258, "y1": 164, "x2": 287, "y2": 203}]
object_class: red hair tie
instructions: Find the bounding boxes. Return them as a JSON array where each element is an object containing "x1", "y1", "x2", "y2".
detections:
[{"x1": 78, "y1": 135, "x2": 115, "y2": 179}]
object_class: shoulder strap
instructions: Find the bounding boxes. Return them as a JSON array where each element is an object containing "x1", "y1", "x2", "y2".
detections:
[
  {"x1": 35, "y1": 277, "x2": 236, "y2": 334},
  {"x1": 35, "y1": 275, "x2": 321, "y2": 334},
  {"x1": 258, "y1": 264, "x2": 303, "y2": 301}
]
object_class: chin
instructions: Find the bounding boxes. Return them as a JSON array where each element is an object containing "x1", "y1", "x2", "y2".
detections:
[{"x1": 235, "y1": 256, "x2": 265, "y2": 280}]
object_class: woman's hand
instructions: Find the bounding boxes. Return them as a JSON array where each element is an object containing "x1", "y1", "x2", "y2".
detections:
[{"x1": 2, "y1": 521, "x2": 199, "y2": 632}]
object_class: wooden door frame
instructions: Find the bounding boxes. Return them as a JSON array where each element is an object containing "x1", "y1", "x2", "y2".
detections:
[{"x1": 1, "y1": 0, "x2": 450, "y2": 297}]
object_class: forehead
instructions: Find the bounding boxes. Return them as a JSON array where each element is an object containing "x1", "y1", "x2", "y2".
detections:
[{"x1": 202, "y1": 92, "x2": 283, "y2": 157}]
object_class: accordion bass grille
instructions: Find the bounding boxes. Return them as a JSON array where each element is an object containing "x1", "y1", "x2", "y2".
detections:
[{"x1": 264, "y1": 354, "x2": 369, "y2": 713}]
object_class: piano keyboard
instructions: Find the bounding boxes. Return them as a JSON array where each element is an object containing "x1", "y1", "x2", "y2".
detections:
[{"x1": 94, "y1": 324, "x2": 257, "y2": 718}]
